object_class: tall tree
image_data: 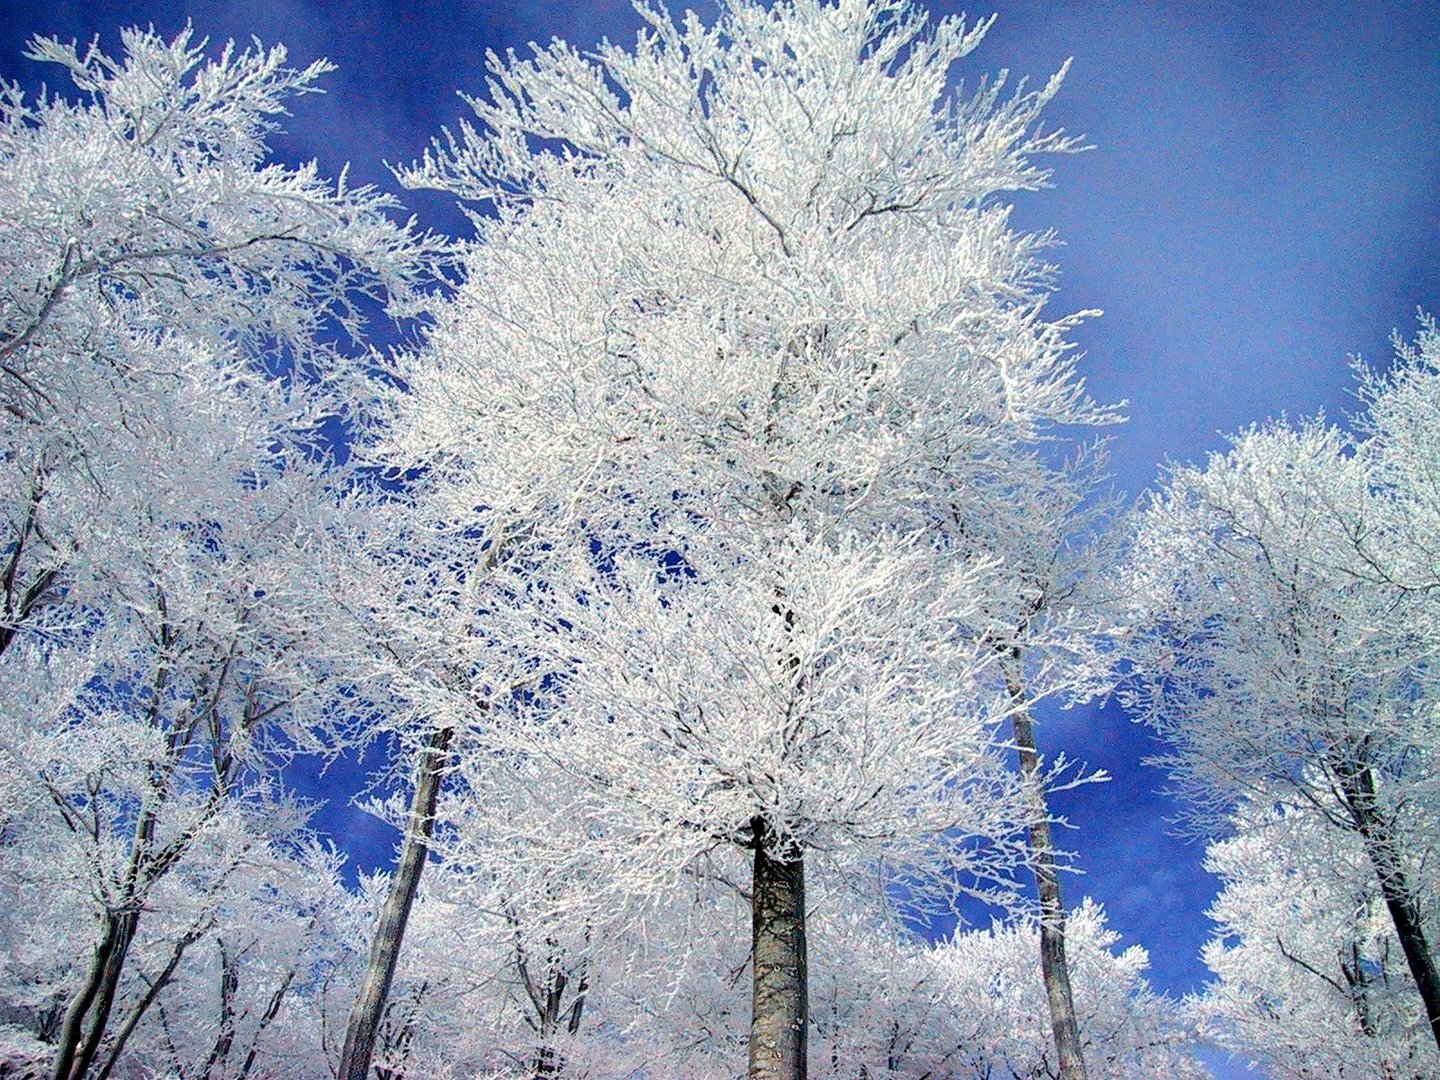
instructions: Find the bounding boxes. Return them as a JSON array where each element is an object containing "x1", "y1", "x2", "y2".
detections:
[
  {"x1": 329, "y1": 504, "x2": 530, "y2": 1080},
  {"x1": 337, "y1": 723, "x2": 452, "y2": 1080},
  {"x1": 1121, "y1": 405, "x2": 1440, "y2": 1051},
  {"x1": 811, "y1": 900, "x2": 1204, "y2": 1079},
  {"x1": 1355, "y1": 317, "x2": 1440, "y2": 623},
  {"x1": 0, "y1": 25, "x2": 434, "y2": 660},
  {"x1": 957, "y1": 446, "x2": 1117, "y2": 1080},
  {"x1": 0, "y1": 465, "x2": 380, "y2": 1080},
  {"x1": 390, "y1": 2, "x2": 1114, "y2": 1076},
  {"x1": 0, "y1": 25, "x2": 436, "y2": 1079}
]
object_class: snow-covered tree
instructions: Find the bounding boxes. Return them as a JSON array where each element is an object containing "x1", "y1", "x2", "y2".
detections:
[
  {"x1": 945, "y1": 441, "x2": 1119, "y2": 1080},
  {"x1": 1355, "y1": 316, "x2": 1440, "y2": 632},
  {"x1": 329, "y1": 503, "x2": 529, "y2": 1080},
  {"x1": 387, "y1": 1, "x2": 1115, "y2": 1076},
  {"x1": 1120, "y1": 362, "x2": 1440, "y2": 1049},
  {"x1": 101, "y1": 836, "x2": 353, "y2": 1080},
  {"x1": 0, "y1": 770, "x2": 353, "y2": 1080},
  {"x1": 0, "y1": 25, "x2": 437, "y2": 1080},
  {"x1": 330, "y1": 818, "x2": 752, "y2": 1080},
  {"x1": 0, "y1": 472, "x2": 383, "y2": 1080},
  {"x1": 1196, "y1": 802, "x2": 1439, "y2": 1079},
  {"x1": 0, "y1": 25, "x2": 435, "y2": 657},
  {"x1": 804, "y1": 898, "x2": 1201, "y2": 1079}
]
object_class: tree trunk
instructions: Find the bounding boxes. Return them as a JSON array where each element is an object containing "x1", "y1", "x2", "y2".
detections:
[
  {"x1": 1338, "y1": 762, "x2": 1440, "y2": 1052},
  {"x1": 1340, "y1": 935, "x2": 1376, "y2": 1038},
  {"x1": 51, "y1": 908, "x2": 139, "y2": 1080},
  {"x1": 532, "y1": 1044, "x2": 564, "y2": 1079},
  {"x1": 50, "y1": 710, "x2": 208, "y2": 1080},
  {"x1": 749, "y1": 817, "x2": 807, "y2": 1080},
  {"x1": 237, "y1": 964, "x2": 297, "y2": 1080},
  {"x1": 1007, "y1": 661, "x2": 1088, "y2": 1080},
  {"x1": 338, "y1": 724, "x2": 453, "y2": 1080},
  {"x1": 527, "y1": 958, "x2": 586, "y2": 1079},
  {"x1": 200, "y1": 940, "x2": 240, "y2": 1079},
  {"x1": 0, "y1": 478, "x2": 56, "y2": 660},
  {"x1": 93, "y1": 924, "x2": 203, "y2": 1080}
]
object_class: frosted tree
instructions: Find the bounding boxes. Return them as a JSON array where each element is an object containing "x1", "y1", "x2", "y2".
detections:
[
  {"x1": 388, "y1": 2, "x2": 1115, "y2": 1076},
  {"x1": 0, "y1": 471, "x2": 382, "y2": 1080},
  {"x1": 0, "y1": 25, "x2": 436, "y2": 1080},
  {"x1": 322, "y1": 868, "x2": 486, "y2": 1080},
  {"x1": 0, "y1": 745, "x2": 350, "y2": 1080},
  {"x1": 89, "y1": 836, "x2": 353, "y2": 1080},
  {"x1": 1196, "y1": 802, "x2": 1438, "y2": 1079},
  {"x1": 1121, "y1": 413, "x2": 1440, "y2": 1050},
  {"x1": 331, "y1": 817, "x2": 754, "y2": 1080},
  {"x1": 330, "y1": 503, "x2": 534, "y2": 1080},
  {"x1": 430, "y1": 758, "x2": 634, "y2": 1078},
  {"x1": 945, "y1": 443, "x2": 1118, "y2": 1080},
  {"x1": 913, "y1": 903, "x2": 1204, "y2": 1079},
  {"x1": 0, "y1": 25, "x2": 435, "y2": 659},
  {"x1": 806, "y1": 901, "x2": 1202, "y2": 1079},
  {"x1": 1355, "y1": 317, "x2": 1440, "y2": 625}
]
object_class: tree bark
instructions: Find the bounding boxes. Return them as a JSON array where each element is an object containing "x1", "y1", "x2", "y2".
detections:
[
  {"x1": 237, "y1": 964, "x2": 297, "y2": 1080},
  {"x1": 338, "y1": 723, "x2": 454, "y2": 1080},
  {"x1": 93, "y1": 923, "x2": 203, "y2": 1080},
  {"x1": 50, "y1": 908, "x2": 139, "y2": 1080},
  {"x1": 50, "y1": 679, "x2": 221, "y2": 1080},
  {"x1": 0, "y1": 477, "x2": 56, "y2": 659},
  {"x1": 1337, "y1": 761, "x2": 1440, "y2": 1052},
  {"x1": 749, "y1": 817, "x2": 807, "y2": 1080},
  {"x1": 525, "y1": 956, "x2": 586, "y2": 1079},
  {"x1": 200, "y1": 940, "x2": 240, "y2": 1079},
  {"x1": 1007, "y1": 660, "x2": 1088, "y2": 1080}
]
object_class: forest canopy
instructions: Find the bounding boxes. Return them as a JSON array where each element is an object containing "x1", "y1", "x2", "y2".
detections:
[{"x1": 0, "y1": 4, "x2": 1436, "y2": 1080}]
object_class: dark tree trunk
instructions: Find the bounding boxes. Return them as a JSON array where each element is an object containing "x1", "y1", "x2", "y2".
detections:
[
  {"x1": 0, "y1": 478, "x2": 57, "y2": 660},
  {"x1": 748, "y1": 817, "x2": 807, "y2": 1080},
  {"x1": 1337, "y1": 761, "x2": 1440, "y2": 1052},
  {"x1": 51, "y1": 908, "x2": 139, "y2": 1080},
  {"x1": 1007, "y1": 660, "x2": 1088, "y2": 1080},
  {"x1": 338, "y1": 724, "x2": 453, "y2": 1080},
  {"x1": 200, "y1": 941, "x2": 240, "y2": 1079},
  {"x1": 1339, "y1": 936, "x2": 1376, "y2": 1038},
  {"x1": 532, "y1": 1044, "x2": 564, "y2": 1079},
  {"x1": 93, "y1": 924, "x2": 203, "y2": 1080},
  {"x1": 527, "y1": 959, "x2": 586, "y2": 1079},
  {"x1": 237, "y1": 964, "x2": 297, "y2": 1080},
  {"x1": 50, "y1": 681, "x2": 226, "y2": 1080}
]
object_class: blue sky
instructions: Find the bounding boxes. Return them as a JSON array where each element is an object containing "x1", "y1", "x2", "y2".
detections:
[{"x1": 3, "y1": 2, "x2": 1435, "y2": 1076}]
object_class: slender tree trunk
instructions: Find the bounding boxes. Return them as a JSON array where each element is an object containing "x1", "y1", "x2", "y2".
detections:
[
  {"x1": 528, "y1": 959, "x2": 587, "y2": 1079},
  {"x1": 0, "y1": 479, "x2": 57, "y2": 659},
  {"x1": 1006, "y1": 659, "x2": 1088, "y2": 1080},
  {"x1": 531, "y1": 965, "x2": 566, "y2": 1079},
  {"x1": 51, "y1": 908, "x2": 139, "y2": 1080},
  {"x1": 51, "y1": 710, "x2": 207, "y2": 1080},
  {"x1": 1340, "y1": 936, "x2": 1376, "y2": 1038},
  {"x1": 749, "y1": 817, "x2": 807, "y2": 1080},
  {"x1": 1338, "y1": 762, "x2": 1440, "y2": 1052},
  {"x1": 237, "y1": 965, "x2": 297, "y2": 1080},
  {"x1": 338, "y1": 724, "x2": 454, "y2": 1080},
  {"x1": 200, "y1": 941, "x2": 240, "y2": 1079},
  {"x1": 93, "y1": 924, "x2": 203, "y2": 1080}
]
